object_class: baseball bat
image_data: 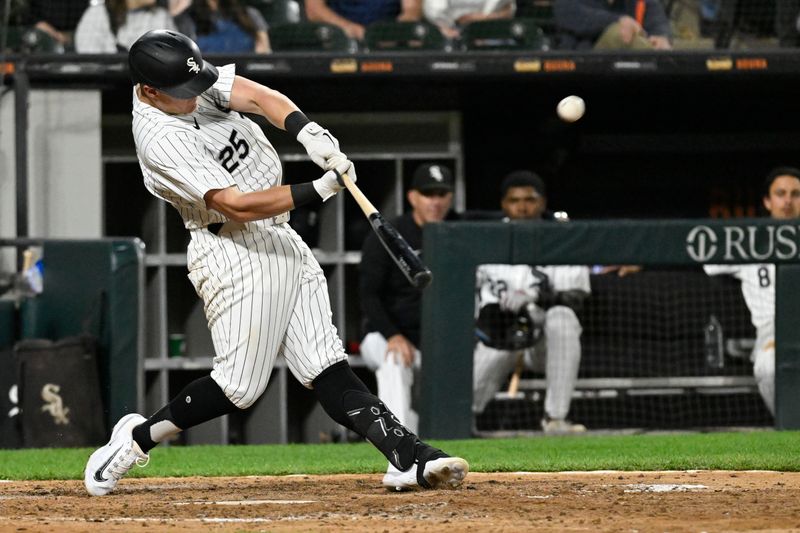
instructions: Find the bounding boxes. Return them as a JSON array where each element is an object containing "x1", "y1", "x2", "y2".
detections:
[
  {"x1": 339, "y1": 172, "x2": 433, "y2": 289},
  {"x1": 507, "y1": 351, "x2": 525, "y2": 396}
]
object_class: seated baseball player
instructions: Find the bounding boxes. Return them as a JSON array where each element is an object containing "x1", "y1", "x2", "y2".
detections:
[
  {"x1": 358, "y1": 163, "x2": 456, "y2": 436},
  {"x1": 473, "y1": 171, "x2": 590, "y2": 434},
  {"x1": 703, "y1": 166, "x2": 800, "y2": 416}
]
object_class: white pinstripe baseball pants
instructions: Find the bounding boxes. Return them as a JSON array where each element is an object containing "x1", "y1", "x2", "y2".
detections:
[{"x1": 187, "y1": 221, "x2": 347, "y2": 408}]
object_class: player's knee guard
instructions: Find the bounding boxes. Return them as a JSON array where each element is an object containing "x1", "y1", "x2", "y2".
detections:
[{"x1": 313, "y1": 361, "x2": 418, "y2": 471}]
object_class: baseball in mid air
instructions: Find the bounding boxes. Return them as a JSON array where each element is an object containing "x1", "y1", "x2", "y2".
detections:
[{"x1": 557, "y1": 95, "x2": 585, "y2": 123}]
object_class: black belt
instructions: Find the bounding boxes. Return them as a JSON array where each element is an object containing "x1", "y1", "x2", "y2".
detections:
[{"x1": 207, "y1": 223, "x2": 224, "y2": 236}]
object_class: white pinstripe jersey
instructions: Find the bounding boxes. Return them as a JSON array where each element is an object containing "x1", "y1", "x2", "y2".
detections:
[
  {"x1": 132, "y1": 64, "x2": 284, "y2": 230},
  {"x1": 703, "y1": 264, "x2": 775, "y2": 331},
  {"x1": 476, "y1": 264, "x2": 591, "y2": 309}
]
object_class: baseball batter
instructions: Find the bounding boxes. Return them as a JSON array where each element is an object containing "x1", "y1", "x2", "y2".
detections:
[
  {"x1": 84, "y1": 30, "x2": 467, "y2": 496},
  {"x1": 703, "y1": 166, "x2": 800, "y2": 416},
  {"x1": 473, "y1": 171, "x2": 590, "y2": 434}
]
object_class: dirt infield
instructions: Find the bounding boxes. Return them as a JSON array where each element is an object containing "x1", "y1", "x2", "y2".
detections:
[{"x1": 1, "y1": 471, "x2": 799, "y2": 532}]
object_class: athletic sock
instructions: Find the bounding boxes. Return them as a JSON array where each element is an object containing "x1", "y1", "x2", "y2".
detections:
[{"x1": 132, "y1": 375, "x2": 239, "y2": 453}]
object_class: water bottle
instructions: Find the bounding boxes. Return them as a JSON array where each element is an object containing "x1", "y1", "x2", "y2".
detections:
[{"x1": 704, "y1": 315, "x2": 724, "y2": 369}]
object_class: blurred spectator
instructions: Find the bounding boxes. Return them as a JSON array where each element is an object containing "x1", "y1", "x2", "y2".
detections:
[
  {"x1": 473, "y1": 171, "x2": 589, "y2": 434},
  {"x1": 703, "y1": 167, "x2": 800, "y2": 417},
  {"x1": 776, "y1": 0, "x2": 800, "y2": 47},
  {"x1": 75, "y1": 0, "x2": 176, "y2": 53},
  {"x1": 423, "y1": 0, "x2": 515, "y2": 39},
  {"x1": 699, "y1": 0, "x2": 719, "y2": 36},
  {"x1": 554, "y1": 0, "x2": 672, "y2": 50},
  {"x1": 169, "y1": 0, "x2": 193, "y2": 17},
  {"x1": 175, "y1": 0, "x2": 270, "y2": 53},
  {"x1": 358, "y1": 163, "x2": 455, "y2": 434},
  {"x1": 305, "y1": 0, "x2": 422, "y2": 41},
  {"x1": 24, "y1": 0, "x2": 89, "y2": 51}
]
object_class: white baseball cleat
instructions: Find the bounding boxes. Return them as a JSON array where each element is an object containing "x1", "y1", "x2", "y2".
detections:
[
  {"x1": 382, "y1": 457, "x2": 469, "y2": 491},
  {"x1": 84, "y1": 413, "x2": 149, "y2": 496},
  {"x1": 541, "y1": 417, "x2": 587, "y2": 435}
]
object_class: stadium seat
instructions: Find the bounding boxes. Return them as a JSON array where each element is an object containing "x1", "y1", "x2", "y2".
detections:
[
  {"x1": 461, "y1": 18, "x2": 549, "y2": 51},
  {"x1": 2, "y1": 26, "x2": 62, "y2": 54},
  {"x1": 269, "y1": 22, "x2": 354, "y2": 52},
  {"x1": 364, "y1": 21, "x2": 447, "y2": 52},
  {"x1": 515, "y1": 0, "x2": 555, "y2": 34},
  {"x1": 245, "y1": 0, "x2": 301, "y2": 27}
]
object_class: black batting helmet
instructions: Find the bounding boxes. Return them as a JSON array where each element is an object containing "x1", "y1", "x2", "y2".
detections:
[{"x1": 128, "y1": 30, "x2": 218, "y2": 98}]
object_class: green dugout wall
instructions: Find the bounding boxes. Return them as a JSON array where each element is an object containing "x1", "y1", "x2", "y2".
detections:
[
  {"x1": 1, "y1": 238, "x2": 145, "y2": 430},
  {"x1": 419, "y1": 219, "x2": 800, "y2": 439}
]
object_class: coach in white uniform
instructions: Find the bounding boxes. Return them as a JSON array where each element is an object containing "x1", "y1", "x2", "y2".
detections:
[
  {"x1": 473, "y1": 171, "x2": 590, "y2": 434},
  {"x1": 84, "y1": 30, "x2": 467, "y2": 496},
  {"x1": 704, "y1": 167, "x2": 800, "y2": 416}
]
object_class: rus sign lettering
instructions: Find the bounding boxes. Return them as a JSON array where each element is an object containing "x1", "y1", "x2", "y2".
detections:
[{"x1": 686, "y1": 224, "x2": 800, "y2": 262}]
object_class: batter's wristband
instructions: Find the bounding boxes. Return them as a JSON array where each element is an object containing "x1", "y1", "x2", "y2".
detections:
[
  {"x1": 284, "y1": 111, "x2": 311, "y2": 138},
  {"x1": 290, "y1": 182, "x2": 320, "y2": 208}
]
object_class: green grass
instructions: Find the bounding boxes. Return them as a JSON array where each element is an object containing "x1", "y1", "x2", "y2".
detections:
[{"x1": 2, "y1": 431, "x2": 799, "y2": 481}]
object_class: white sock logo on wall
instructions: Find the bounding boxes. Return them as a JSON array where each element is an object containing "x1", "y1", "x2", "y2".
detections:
[{"x1": 41, "y1": 384, "x2": 70, "y2": 425}]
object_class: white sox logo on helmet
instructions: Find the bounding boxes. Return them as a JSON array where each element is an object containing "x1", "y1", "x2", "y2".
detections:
[{"x1": 187, "y1": 57, "x2": 200, "y2": 74}]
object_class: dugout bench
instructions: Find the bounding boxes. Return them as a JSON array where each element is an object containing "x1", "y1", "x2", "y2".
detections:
[
  {"x1": 419, "y1": 219, "x2": 800, "y2": 439},
  {"x1": 477, "y1": 268, "x2": 771, "y2": 433}
]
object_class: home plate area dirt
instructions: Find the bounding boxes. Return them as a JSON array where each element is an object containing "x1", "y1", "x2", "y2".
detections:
[{"x1": 1, "y1": 471, "x2": 799, "y2": 532}]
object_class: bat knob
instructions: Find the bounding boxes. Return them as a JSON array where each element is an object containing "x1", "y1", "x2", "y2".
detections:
[{"x1": 413, "y1": 270, "x2": 433, "y2": 289}]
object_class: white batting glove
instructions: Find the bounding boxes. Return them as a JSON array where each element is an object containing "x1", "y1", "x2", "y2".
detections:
[
  {"x1": 312, "y1": 171, "x2": 341, "y2": 202},
  {"x1": 311, "y1": 161, "x2": 356, "y2": 202},
  {"x1": 296, "y1": 121, "x2": 346, "y2": 170},
  {"x1": 333, "y1": 158, "x2": 356, "y2": 184},
  {"x1": 500, "y1": 287, "x2": 538, "y2": 313}
]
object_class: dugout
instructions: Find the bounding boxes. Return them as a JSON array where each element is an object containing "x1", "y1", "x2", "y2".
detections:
[
  {"x1": 5, "y1": 44, "x2": 800, "y2": 443},
  {"x1": 0, "y1": 239, "x2": 145, "y2": 440},
  {"x1": 419, "y1": 219, "x2": 800, "y2": 439}
]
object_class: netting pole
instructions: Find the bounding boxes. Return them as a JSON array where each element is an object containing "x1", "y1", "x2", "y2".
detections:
[
  {"x1": 775, "y1": 264, "x2": 800, "y2": 429},
  {"x1": 13, "y1": 59, "x2": 27, "y2": 239}
]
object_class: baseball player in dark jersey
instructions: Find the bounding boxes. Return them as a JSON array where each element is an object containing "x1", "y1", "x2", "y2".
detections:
[{"x1": 84, "y1": 30, "x2": 467, "y2": 496}]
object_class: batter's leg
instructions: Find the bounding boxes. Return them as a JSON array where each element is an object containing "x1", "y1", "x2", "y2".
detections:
[{"x1": 313, "y1": 361, "x2": 468, "y2": 490}]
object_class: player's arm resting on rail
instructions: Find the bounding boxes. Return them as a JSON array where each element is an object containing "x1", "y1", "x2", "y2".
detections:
[{"x1": 228, "y1": 75, "x2": 349, "y2": 173}]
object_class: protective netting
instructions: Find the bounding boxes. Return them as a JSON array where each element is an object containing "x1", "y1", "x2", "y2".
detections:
[{"x1": 473, "y1": 266, "x2": 774, "y2": 435}]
